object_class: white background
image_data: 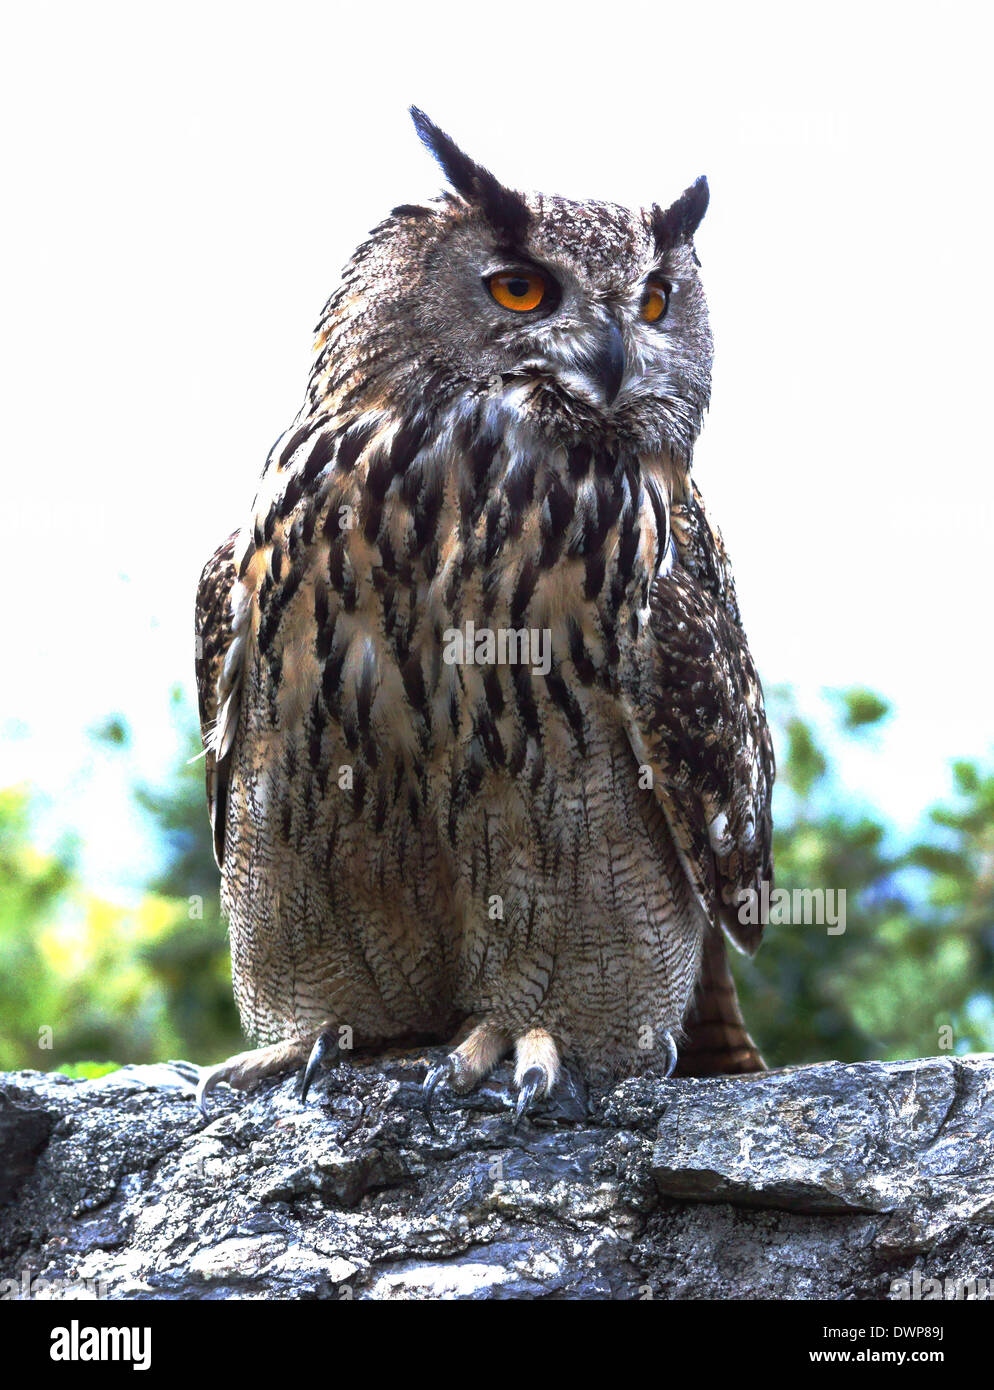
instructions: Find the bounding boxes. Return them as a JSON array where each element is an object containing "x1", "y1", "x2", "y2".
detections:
[{"x1": 1, "y1": 2, "x2": 991, "y2": 891}]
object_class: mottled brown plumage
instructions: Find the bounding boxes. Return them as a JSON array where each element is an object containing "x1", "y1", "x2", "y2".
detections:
[{"x1": 194, "y1": 110, "x2": 774, "y2": 1116}]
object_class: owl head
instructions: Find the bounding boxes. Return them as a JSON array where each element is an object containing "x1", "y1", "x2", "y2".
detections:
[{"x1": 311, "y1": 109, "x2": 712, "y2": 464}]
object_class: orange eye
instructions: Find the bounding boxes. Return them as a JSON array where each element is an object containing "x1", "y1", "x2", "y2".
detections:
[
  {"x1": 488, "y1": 270, "x2": 547, "y2": 312},
  {"x1": 640, "y1": 281, "x2": 670, "y2": 323}
]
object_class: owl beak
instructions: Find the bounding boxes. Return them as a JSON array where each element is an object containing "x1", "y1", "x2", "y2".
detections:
[{"x1": 579, "y1": 316, "x2": 626, "y2": 406}]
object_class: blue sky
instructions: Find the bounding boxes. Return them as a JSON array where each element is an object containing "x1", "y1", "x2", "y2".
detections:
[{"x1": 2, "y1": 2, "x2": 991, "y2": 897}]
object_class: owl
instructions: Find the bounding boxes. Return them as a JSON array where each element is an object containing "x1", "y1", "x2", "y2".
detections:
[{"x1": 194, "y1": 109, "x2": 774, "y2": 1122}]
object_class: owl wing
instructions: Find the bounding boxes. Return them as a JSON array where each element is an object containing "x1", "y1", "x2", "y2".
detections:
[
  {"x1": 194, "y1": 531, "x2": 239, "y2": 868},
  {"x1": 623, "y1": 480, "x2": 774, "y2": 957}
]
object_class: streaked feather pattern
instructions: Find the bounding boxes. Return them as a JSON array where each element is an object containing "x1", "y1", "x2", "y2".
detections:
[{"x1": 193, "y1": 112, "x2": 773, "y2": 1101}]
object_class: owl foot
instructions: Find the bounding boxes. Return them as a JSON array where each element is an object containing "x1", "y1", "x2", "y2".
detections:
[
  {"x1": 299, "y1": 1029, "x2": 345, "y2": 1103},
  {"x1": 196, "y1": 1038, "x2": 309, "y2": 1116},
  {"x1": 422, "y1": 1020, "x2": 511, "y2": 1129},
  {"x1": 511, "y1": 1028, "x2": 561, "y2": 1126},
  {"x1": 422, "y1": 1023, "x2": 568, "y2": 1127}
]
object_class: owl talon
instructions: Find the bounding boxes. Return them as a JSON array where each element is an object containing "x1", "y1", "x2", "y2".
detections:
[
  {"x1": 422, "y1": 1057, "x2": 455, "y2": 1131},
  {"x1": 512, "y1": 1066, "x2": 548, "y2": 1127},
  {"x1": 195, "y1": 1039, "x2": 310, "y2": 1116},
  {"x1": 663, "y1": 1030, "x2": 678, "y2": 1078},
  {"x1": 195, "y1": 1067, "x2": 223, "y2": 1118},
  {"x1": 299, "y1": 1030, "x2": 342, "y2": 1103}
]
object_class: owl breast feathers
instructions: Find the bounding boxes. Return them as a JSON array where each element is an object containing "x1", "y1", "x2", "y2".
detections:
[{"x1": 193, "y1": 109, "x2": 774, "y2": 1119}]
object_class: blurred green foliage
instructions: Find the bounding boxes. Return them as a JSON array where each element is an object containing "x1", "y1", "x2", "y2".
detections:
[
  {"x1": 732, "y1": 687, "x2": 994, "y2": 1063},
  {"x1": 0, "y1": 691, "x2": 241, "y2": 1073},
  {"x1": 0, "y1": 686, "x2": 991, "y2": 1072}
]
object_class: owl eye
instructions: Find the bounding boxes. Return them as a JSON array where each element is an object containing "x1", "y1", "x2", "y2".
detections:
[
  {"x1": 640, "y1": 279, "x2": 671, "y2": 324},
  {"x1": 487, "y1": 270, "x2": 549, "y2": 313}
]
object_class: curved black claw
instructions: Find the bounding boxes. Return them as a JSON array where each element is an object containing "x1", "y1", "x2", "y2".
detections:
[
  {"x1": 662, "y1": 1030, "x2": 678, "y2": 1079},
  {"x1": 512, "y1": 1066, "x2": 547, "y2": 1128},
  {"x1": 299, "y1": 1031, "x2": 341, "y2": 1103},
  {"x1": 422, "y1": 1057, "x2": 455, "y2": 1132}
]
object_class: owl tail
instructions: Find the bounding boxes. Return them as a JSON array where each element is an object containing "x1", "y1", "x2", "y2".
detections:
[{"x1": 675, "y1": 925, "x2": 766, "y2": 1076}]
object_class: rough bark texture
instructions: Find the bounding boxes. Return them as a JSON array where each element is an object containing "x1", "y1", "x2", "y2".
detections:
[{"x1": 1, "y1": 1053, "x2": 992, "y2": 1300}]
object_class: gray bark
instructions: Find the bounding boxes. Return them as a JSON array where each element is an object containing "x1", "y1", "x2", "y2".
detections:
[{"x1": 1, "y1": 1053, "x2": 992, "y2": 1300}]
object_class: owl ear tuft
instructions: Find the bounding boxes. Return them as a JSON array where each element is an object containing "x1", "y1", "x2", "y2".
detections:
[
  {"x1": 410, "y1": 106, "x2": 531, "y2": 244},
  {"x1": 652, "y1": 176, "x2": 710, "y2": 254}
]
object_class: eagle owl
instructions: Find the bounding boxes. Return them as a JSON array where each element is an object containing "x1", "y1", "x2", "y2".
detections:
[{"x1": 195, "y1": 109, "x2": 774, "y2": 1121}]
